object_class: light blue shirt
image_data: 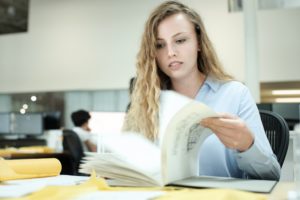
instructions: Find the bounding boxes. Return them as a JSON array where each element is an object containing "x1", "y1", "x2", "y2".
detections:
[{"x1": 196, "y1": 76, "x2": 281, "y2": 180}]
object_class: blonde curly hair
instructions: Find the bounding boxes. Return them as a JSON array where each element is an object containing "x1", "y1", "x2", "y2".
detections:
[{"x1": 123, "y1": 1, "x2": 232, "y2": 141}]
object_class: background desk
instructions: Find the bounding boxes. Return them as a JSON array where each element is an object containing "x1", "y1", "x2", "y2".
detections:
[{"x1": 0, "y1": 138, "x2": 46, "y2": 148}]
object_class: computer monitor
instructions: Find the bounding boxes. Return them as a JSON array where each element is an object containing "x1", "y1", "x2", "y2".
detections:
[
  {"x1": 11, "y1": 113, "x2": 43, "y2": 136},
  {"x1": 0, "y1": 113, "x2": 11, "y2": 135},
  {"x1": 89, "y1": 112, "x2": 126, "y2": 134}
]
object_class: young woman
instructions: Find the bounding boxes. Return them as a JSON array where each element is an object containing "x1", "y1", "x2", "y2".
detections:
[{"x1": 123, "y1": 1, "x2": 280, "y2": 180}]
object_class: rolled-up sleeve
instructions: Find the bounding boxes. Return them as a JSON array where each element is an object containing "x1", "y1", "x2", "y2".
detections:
[
  {"x1": 236, "y1": 141, "x2": 280, "y2": 180},
  {"x1": 235, "y1": 87, "x2": 281, "y2": 180}
]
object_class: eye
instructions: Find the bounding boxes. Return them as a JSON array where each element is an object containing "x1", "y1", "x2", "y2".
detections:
[
  {"x1": 156, "y1": 42, "x2": 165, "y2": 49},
  {"x1": 176, "y1": 38, "x2": 186, "y2": 44}
]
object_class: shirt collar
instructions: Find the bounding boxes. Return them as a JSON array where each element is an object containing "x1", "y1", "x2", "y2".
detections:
[
  {"x1": 73, "y1": 127, "x2": 85, "y2": 132},
  {"x1": 203, "y1": 76, "x2": 221, "y2": 93}
]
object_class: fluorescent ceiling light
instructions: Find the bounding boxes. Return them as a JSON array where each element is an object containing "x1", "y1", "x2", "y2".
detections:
[
  {"x1": 275, "y1": 98, "x2": 300, "y2": 103},
  {"x1": 272, "y1": 90, "x2": 300, "y2": 95}
]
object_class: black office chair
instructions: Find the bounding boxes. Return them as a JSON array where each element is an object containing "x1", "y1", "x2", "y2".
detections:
[
  {"x1": 62, "y1": 129, "x2": 84, "y2": 175},
  {"x1": 259, "y1": 110, "x2": 289, "y2": 167}
]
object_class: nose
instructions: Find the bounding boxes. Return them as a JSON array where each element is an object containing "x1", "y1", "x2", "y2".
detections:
[{"x1": 167, "y1": 43, "x2": 177, "y2": 57}]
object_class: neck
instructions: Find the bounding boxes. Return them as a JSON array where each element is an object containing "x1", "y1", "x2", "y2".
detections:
[
  {"x1": 171, "y1": 72, "x2": 206, "y2": 99},
  {"x1": 81, "y1": 123, "x2": 90, "y2": 132}
]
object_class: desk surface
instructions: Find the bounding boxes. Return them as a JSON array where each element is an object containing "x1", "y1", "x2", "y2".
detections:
[
  {"x1": 268, "y1": 182, "x2": 296, "y2": 199},
  {"x1": 0, "y1": 174, "x2": 296, "y2": 200}
]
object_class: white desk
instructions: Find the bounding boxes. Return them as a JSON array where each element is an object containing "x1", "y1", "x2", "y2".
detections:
[{"x1": 268, "y1": 182, "x2": 297, "y2": 200}]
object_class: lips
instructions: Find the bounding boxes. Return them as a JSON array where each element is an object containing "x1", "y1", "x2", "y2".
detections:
[{"x1": 168, "y1": 61, "x2": 183, "y2": 68}]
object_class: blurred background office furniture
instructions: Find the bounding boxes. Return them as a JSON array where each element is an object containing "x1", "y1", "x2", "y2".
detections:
[
  {"x1": 0, "y1": 112, "x2": 44, "y2": 137},
  {"x1": 62, "y1": 129, "x2": 84, "y2": 175},
  {"x1": 259, "y1": 110, "x2": 290, "y2": 167},
  {"x1": 0, "y1": 111, "x2": 74, "y2": 175},
  {"x1": 257, "y1": 103, "x2": 299, "y2": 130},
  {"x1": 43, "y1": 111, "x2": 62, "y2": 130},
  {"x1": 0, "y1": 138, "x2": 46, "y2": 148},
  {"x1": 0, "y1": 112, "x2": 56, "y2": 149}
]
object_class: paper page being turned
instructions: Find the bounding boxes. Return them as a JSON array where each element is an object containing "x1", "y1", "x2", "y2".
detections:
[
  {"x1": 159, "y1": 91, "x2": 195, "y2": 145},
  {"x1": 80, "y1": 133, "x2": 162, "y2": 186},
  {"x1": 159, "y1": 91, "x2": 218, "y2": 185}
]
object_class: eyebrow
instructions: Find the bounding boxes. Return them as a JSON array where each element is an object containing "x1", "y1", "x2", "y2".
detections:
[{"x1": 157, "y1": 32, "x2": 188, "y2": 40}]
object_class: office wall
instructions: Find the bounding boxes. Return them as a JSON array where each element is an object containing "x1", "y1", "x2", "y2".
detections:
[
  {"x1": 258, "y1": 8, "x2": 300, "y2": 82},
  {"x1": 0, "y1": 0, "x2": 299, "y2": 93}
]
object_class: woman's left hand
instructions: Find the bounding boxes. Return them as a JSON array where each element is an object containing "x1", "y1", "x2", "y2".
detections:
[{"x1": 200, "y1": 113, "x2": 254, "y2": 152}]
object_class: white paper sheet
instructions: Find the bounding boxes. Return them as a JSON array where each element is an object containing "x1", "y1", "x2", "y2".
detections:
[{"x1": 0, "y1": 175, "x2": 89, "y2": 198}]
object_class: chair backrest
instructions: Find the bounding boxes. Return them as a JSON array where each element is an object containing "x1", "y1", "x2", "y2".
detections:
[
  {"x1": 62, "y1": 129, "x2": 84, "y2": 175},
  {"x1": 259, "y1": 110, "x2": 290, "y2": 167}
]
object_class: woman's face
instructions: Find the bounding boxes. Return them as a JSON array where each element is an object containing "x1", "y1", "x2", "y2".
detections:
[{"x1": 155, "y1": 13, "x2": 199, "y2": 82}]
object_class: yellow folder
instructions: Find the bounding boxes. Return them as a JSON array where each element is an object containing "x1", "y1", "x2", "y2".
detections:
[{"x1": 0, "y1": 158, "x2": 61, "y2": 181}]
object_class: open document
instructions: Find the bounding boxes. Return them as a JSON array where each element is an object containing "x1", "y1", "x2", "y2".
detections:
[{"x1": 80, "y1": 91, "x2": 277, "y2": 193}]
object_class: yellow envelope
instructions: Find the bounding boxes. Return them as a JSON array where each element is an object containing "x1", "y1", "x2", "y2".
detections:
[
  {"x1": 9, "y1": 171, "x2": 110, "y2": 200},
  {"x1": 0, "y1": 158, "x2": 61, "y2": 181}
]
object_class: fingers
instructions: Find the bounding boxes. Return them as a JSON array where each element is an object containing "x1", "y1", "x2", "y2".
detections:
[
  {"x1": 217, "y1": 113, "x2": 237, "y2": 119},
  {"x1": 200, "y1": 113, "x2": 254, "y2": 151},
  {"x1": 205, "y1": 123, "x2": 240, "y2": 143},
  {"x1": 201, "y1": 117, "x2": 244, "y2": 130}
]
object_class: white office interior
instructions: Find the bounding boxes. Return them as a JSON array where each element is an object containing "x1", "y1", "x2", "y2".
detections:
[{"x1": 0, "y1": 0, "x2": 299, "y2": 181}]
